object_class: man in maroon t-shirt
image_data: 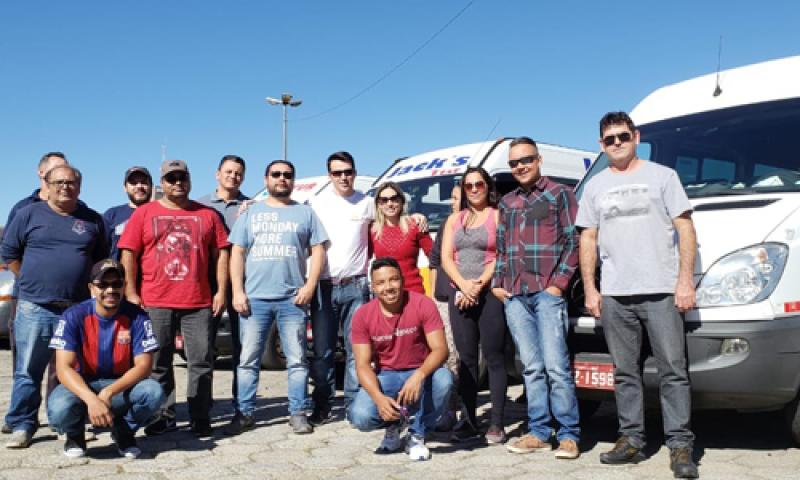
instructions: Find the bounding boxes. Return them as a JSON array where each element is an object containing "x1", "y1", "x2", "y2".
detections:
[
  {"x1": 119, "y1": 159, "x2": 230, "y2": 438},
  {"x1": 348, "y1": 257, "x2": 452, "y2": 462}
]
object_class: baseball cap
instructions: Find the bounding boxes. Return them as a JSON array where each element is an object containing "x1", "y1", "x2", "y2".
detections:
[
  {"x1": 160, "y1": 159, "x2": 189, "y2": 178},
  {"x1": 124, "y1": 166, "x2": 152, "y2": 183},
  {"x1": 89, "y1": 259, "x2": 126, "y2": 283}
]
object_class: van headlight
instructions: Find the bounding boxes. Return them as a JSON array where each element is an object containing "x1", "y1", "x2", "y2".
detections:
[{"x1": 696, "y1": 243, "x2": 788, "y2": 308}]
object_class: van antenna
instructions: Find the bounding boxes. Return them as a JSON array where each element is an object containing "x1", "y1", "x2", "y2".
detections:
[
  {"x1": 713, "y1": 35, "x2": 723, "y2": 97},
  {"x1": 161, "y1": 142, "x2": 167, "y2": 162},
  {"x1": 472, "y1": 116, "x2": 502, "y2": 164}
]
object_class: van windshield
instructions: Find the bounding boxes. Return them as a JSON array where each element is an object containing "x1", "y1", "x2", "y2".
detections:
[
  {"x1": 577, "y1": 98, "x2": 800, "y2": 199},
  {"x1": 370, "y1": 176, "x2": 461, "y2": 232}
]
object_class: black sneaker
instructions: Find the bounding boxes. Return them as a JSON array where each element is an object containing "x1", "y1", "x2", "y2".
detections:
[
  {"x1": 111, "y1": 429, "x2": 141, "y2": 459},
  {"x1": 309, "y1": 407, "x2": 333, "y2": 427},
  {"x1": 63, "y1": 433, "x2": 87, "y2": 458},
  {"x1": 451, "y1": 418, "x2": 481, "y2": 442},
  {"x1": 224, "y1": 413, "x2": 255, "y2": 436},
  {"x1": 144, "y1": 417, "x2": 178, "y2": 437},
  {"x1": 190, "y1": 419, "x2": 213, "y2": 438},
  {"x1": 599, "y1": 436, "x2": 646, "y2": 465},
  {"x1": 670, "y1": 447, "x2": 699, "y2": 478}
]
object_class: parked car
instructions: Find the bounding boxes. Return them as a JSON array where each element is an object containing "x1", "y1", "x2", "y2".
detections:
[{"x1": 0, "y1": 262, "x2": 14, "y2": 342}]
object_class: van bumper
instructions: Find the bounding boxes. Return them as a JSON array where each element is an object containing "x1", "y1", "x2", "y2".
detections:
[{"x1": 570, "y1": 315, "x2": 800, "y2": 411}]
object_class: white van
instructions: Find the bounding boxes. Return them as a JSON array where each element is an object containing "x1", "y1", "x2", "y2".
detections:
[{"x1": 569, "y1": 56, "x2": 800, "y2": 442}]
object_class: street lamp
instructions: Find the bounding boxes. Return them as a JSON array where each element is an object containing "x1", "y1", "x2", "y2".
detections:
[{"x1": 265, "y1": 93, "x2": 302, "y2": 161}]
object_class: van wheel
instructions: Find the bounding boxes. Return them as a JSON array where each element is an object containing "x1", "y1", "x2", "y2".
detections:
[
  {"x1": 261, "y1": 322, "x2": 286, "y2": 370},
  {"x1": 784, "y1": 395, "x2": 800, "y2": 446}
]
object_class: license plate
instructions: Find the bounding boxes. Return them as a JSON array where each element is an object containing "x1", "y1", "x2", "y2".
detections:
[
  {"x1": 573, "y1": 361, "x2": 614, "y2": 391},
  {"x1": 175, "y1": 334, "x2": 184, "y2": 350}
]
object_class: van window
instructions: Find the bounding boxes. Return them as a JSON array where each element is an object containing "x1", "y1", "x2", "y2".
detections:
[{"x1": 392, "y1": 176, "x2": 460, "y2": 232}]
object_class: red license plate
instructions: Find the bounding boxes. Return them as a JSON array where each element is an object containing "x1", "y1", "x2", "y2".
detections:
[
  {"x1": 175, "y1": 334, "x2": 184, "y2": 350},
  {"x1": 573, "y1": 361, "x2": 614, "y2": 391}
]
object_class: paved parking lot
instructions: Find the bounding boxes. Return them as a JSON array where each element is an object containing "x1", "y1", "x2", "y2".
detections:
[{"x1": 0, "y1": 349, "x2": 799, "y2": 479}]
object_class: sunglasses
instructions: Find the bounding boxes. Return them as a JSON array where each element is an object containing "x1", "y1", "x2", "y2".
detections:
[
  {"x1": 164, "y1": 172, "x2": 189, "y2": 184},
  {"x1": 49, "y1": 179, "x2": 78, "y2": 189},
  {"x1": 602, "y1": 132, "x2": 633, "y2": 146},
  {"x1": 93, "y1": 280, "x2": 124, "y2": 289},
  {"x1": 508, "y1": 155, "x2": 539, "y2": 169},
  {"x1": 330, "y1": 169, "x2": 354, "y2": 178},
  {"x1": 377, "y1": 194, "x2": 402, "y2": 205},
  {"x1": 464, "y1": 180, "x2": 487, "y2": 192},
  {"x1": 269, "y1": 171, "x2": 294, "y2": 180}
]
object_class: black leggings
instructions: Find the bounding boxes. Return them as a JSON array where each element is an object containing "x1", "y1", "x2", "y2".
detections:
[{"x1": 449, "y1": 290, "x2": 507, "y2": 427}]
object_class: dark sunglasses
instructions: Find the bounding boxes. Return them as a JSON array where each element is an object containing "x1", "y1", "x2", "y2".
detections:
[
  {"x1": 464, "y1": 180, "x2": 487, "y2": 192},
  {"x1": 377, "y1": 194, "x2": 403, "y2": 205},
  {"x1": 330, "y1": 168, "x2": 354, "y2": 178},
  {"x1": 164, "y1": 172, "x2": 189, "y2": 184},
  {"x1": 269, "y1": 171, "x2": 294, "y2": 180},
  {"x1": 508, "y1": 155, "x2": 539, "y2": 169},
  {"x1": 602, "y1": 132, "x2": 633, "y2": 146},
  {"x1": 93, "y1": 280, "x2": 124, "y2": 289}
]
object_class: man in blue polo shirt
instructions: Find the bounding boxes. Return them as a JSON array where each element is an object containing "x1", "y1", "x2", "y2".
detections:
[
  {"x1": 2, "y1": 164, "x2": 107, "y2": 449},
  {"x1": 48, "y1": 259, "x2": 162, "y2": 458},
  {"x1": 103, "y1": 166, "x2": 154, "y2": 261}
]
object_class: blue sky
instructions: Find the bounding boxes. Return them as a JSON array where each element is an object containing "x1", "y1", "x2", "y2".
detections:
[{"x1": 1, "y1": 1, "x2": 799, "y2": 217}]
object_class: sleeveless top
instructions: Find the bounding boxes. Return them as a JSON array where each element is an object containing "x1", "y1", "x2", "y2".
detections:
[{"x1": 450, "y1": 208, "x2": 497, "y2": 280}]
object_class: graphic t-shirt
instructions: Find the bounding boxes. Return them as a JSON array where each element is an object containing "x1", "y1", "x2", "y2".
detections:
[
  {"x1": 117, "y1": 200, "x2": 230, "y2": 308},
  {"x1": 309, "y1": 189, "x2": 374, "y2": 281},
  {"x1": 49, "y1": 298, "x2": 159, "y2": 381},
  {"x1": 351, "y1": 291, "x2": 443, "y2": 371},
  {"x1": 576, "y1": 161, "x2": 692, "y2": 295},
  {"x1": 228, "y1": 201, "x2": 328, "y2": 300},
  {"x1": 103, "y1": 204, "x2": 136, "y2": 261}
]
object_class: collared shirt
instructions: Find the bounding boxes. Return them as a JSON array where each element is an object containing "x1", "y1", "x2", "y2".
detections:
[
  {"x1": 196, "y1": 189, "x2": 250, "y2": 232},
  {"x1": 492, "y1": 176, "x2": 579, "y2": 295}
]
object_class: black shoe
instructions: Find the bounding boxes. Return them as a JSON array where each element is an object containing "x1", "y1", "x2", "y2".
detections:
[
  {"x1": 309, "y1": 407, "x2": 332, "y2": 427},
  {"x1": 144, "y1": 417, "x2": 178, "y2": 437},
  {"x1": 190, "y1": 419, "x2": 213, "y2": 438},
  {"x1": 599, "y1": 437, "x2": 646, "y2": 465},
  {"x1": 224, "y1": 413, "x2": 255, "y2": 436},
  {"x1": 62, "y1": 433, "x2": 87, "y2": 458},
  {"x1": 451, "y1": 418, "x2": 481, "y2": 442},
  {"x1": 111, "y1": 428, "x2": 141, "y2": 459},
  {"x1": 670, "y1": 447, "x2": 699, "y2": 478}
]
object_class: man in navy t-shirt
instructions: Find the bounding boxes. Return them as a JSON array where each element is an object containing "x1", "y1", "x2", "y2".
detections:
[
  {"x1": 48, "y1": 259, "x2": 162, "y2": 458},
  {"x1": 2, "y1": 165, "x2": 107, "y2": 449},
  {"x1": 103, "y1": 166, "x2": 154, "y2": 261}
]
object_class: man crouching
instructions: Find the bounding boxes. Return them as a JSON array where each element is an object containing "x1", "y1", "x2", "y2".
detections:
[
  {"x1": 47, "y1": 259, "x2": 163, "y2": 458},
  {"x1": 348, "y1": 257, "x2": 453, "y2": 461}
]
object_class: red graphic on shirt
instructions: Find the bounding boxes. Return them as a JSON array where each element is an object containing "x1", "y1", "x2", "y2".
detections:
[{"x1": 153, "y1": 216, "x2": 200, "y2": 281}]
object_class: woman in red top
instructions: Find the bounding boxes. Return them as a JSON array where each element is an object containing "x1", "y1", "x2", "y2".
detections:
[{"x1": 369, "y1": 182, "x2": 433, "y2": 294}]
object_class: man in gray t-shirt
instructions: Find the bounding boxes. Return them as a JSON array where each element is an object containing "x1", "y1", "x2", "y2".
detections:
[
  {"x1": 576, "y1": 112, "x2": 699, "y2": 479},
  {"x1": 225, "y1": 160, "x2": 328, "y2": 437}
]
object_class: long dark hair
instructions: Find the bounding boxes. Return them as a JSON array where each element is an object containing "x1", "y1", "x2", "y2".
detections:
[{"x1": 459, "y1": 166, "x2": 497, "y2": 228}]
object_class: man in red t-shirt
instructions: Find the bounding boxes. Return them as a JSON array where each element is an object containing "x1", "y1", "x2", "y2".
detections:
[
  {"x1": 349, "y1": 257, "x2": 452, "y2": 461},
  {"x1": 119, "y1": 159, "x2": 230, "y2": 438}
]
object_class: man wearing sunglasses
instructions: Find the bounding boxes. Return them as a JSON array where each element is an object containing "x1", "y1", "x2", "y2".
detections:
[
  {"x1": 492, "y1": 136, "x2": 581, "y2": 458},
  {"x1": 2, "y1": 164, "x2": 107, "y2": 449},
  {"x1": 47, "y1": 259, "x2": 163, "y2": 459},
  {"x1": 103, "y1": 166, "x2": 154, "y2": 261},
  {"x1": 577, "y1": 112, "x2": 698, "y2": 478},
  {"x1": 119, "y1": 159, "x2": 230, "y2": 438},
  {"x1": 225, "y1": 160, "x2": 328, "y2": 435}
]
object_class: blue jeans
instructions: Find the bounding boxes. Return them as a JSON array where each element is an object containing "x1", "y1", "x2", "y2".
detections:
[
  {"x1": 237, "y1": 298, "x2": 310, "y2": 416},
  {"x1": 505, "y1": 291, "x2": 580, "y2": 442},
  {"x1": 310, "y1": 276, "x2": 370, "y2": 409},
  {"x1": 47, "y1": 378, "x2": 163, "y2": 435},
  {"x1": 602, "y1": 294, "x2": 694, "y2": 449},
  {"x1": 5, "y1": 300, "x2": 64, "y2": 432},
  {"x1": 348, "y1": 368, "x2": 453, "y2": 436}
]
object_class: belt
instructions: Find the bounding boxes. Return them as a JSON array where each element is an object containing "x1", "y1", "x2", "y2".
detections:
[
  {"x1": 44, "y1": 300, "x2": 72, "y2": 309},
  {"x1": 324, "y1": 274, "x2": 365, "y2": 286}
]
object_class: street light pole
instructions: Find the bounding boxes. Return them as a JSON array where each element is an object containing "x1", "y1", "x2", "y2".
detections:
[{"x1": 266, "y1": 93, "x2": 302, "y2": 161}]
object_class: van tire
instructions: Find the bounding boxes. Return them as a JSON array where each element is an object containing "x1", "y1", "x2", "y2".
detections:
[
  {"x1": 261, "y1": 322, "x2": 286, "y2": 370},
  {"x1": 784, "y1": 395, "x2": 800, "y2": 446}
]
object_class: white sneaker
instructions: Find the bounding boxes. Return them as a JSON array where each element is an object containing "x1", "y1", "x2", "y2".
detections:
[
  {"x1": 375, "y1": 422, "x2": 405, "y2": 454},
  {"x1": 5, "y1": 429, "x2": 33, "y2": 449},
  {"x1": 405, "y1": 433, "x2": 431, "y2": 461}
]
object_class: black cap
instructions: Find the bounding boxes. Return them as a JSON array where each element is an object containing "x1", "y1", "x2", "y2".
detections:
[
  {"x1": 124, "y1": 166, "x2": 152, "y2": 183},
  {"x1": 89, "y1": 259, "x2": 125, "y2": 283}
]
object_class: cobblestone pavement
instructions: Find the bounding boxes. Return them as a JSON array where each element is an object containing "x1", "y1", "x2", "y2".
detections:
[{"x1": 1, "y1": 349, "x2": 799, "y2": 479}]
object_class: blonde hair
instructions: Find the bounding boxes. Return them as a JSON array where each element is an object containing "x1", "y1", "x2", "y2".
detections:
[{"x1": 372, "y1": 182, "x2": 410, "y2": 241}]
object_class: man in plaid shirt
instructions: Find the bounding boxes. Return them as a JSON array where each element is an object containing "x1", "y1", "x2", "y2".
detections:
[{"x1": 491, "y1": 136, "x2": 581, "y2": 459}]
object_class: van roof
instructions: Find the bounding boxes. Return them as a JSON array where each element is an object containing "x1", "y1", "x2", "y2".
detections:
[{"x1": 631, "y1": 55, "x2": 800, "y2": 126}]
